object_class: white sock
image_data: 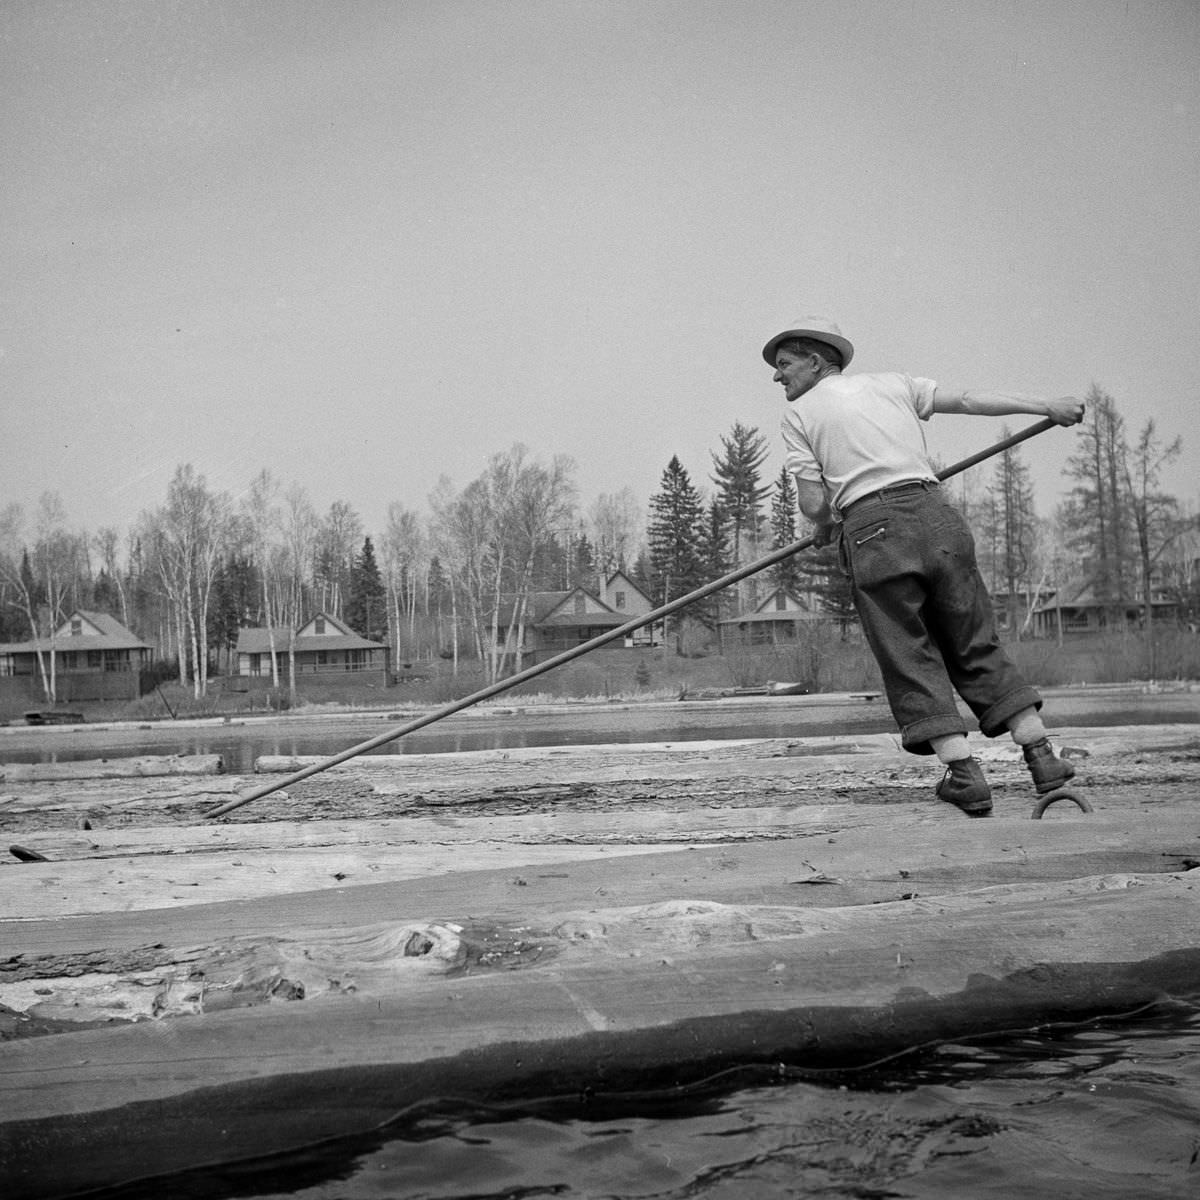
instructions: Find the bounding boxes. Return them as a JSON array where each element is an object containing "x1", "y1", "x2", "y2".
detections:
[
  {"x1": 1006, "y1": 706, "x2": 1047, "y2": 747},
  {"x1": 931, "y1": 733, "x2": 971, "y2": 764}
]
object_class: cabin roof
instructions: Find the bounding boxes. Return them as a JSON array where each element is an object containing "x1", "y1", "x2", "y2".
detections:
[
  {"x1": 235, "y1": 627, "x2": 385, "y2": 653},
  {"x1": 0, "y1": 610, "x2": 151, "y2": 655}
]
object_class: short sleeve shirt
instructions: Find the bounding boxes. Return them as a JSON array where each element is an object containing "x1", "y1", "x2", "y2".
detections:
[{"x1": 780, "y1": 372, "x2": 939, "y2": 516}]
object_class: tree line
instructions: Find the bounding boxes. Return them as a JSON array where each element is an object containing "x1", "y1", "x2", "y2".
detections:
[{"x1": 2, "y1": 384, "x2": 1196, "y2": 700}]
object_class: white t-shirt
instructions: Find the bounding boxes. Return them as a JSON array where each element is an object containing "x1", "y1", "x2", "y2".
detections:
[{"x1": 780, "y1": 372, "x2": 939, "y2": 516}]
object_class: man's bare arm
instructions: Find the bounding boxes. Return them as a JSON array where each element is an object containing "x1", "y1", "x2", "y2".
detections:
[
  {"x1": 933, "y1": 387, "x2": 1085, "y2": 426},
  {"x1": 795, "y1": 477, "x2": 835, "y2": 546}
]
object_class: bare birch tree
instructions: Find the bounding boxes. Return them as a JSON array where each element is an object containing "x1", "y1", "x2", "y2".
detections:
[
  {"x1": 427, "y1": 476, "x2": 466, "y2": 674},
  {"x1": 381, "y1": 503, "x2": 428, "y2": 668},
  {"x1": 94, "y1": 526, "x2": 130, "y2": 626},
  {"x1": 429, "y1": 446, "x2": 577, "y2": 683},
  {"x1": 1121, "y1": 419, "x2": 1187, "y2": 673},
  {"x1": 1064, "y1": 386, "x2": 1135, "y2": 620},
  {"x1": 149, "y1": 467, "x2": 232, "y2": 698},
  {"x1": 279, "y1": 484, "x2": 317, "y2": 704},
  {"x1": 505, "y1": 448, "x2": 576, "y2": 672},
  {"x1": 31, "y1": 492, "x2": 88, "y2": 702},
  {"x1": 0, "y1": 504, "x2": 52, "y2": 700},
  {"x1": 242, "y1": 471, "x2": 288, "y2": 687},
  {"x1": 312, "y1": 500, "x2": 362, "y2": 617},
  {"x1": 588, "y1": 487, "x2": 642, "y2": 585}
]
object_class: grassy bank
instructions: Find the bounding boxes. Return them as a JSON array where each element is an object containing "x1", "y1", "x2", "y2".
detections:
[{"x1": 5, "y1": 627, "x2": 1198, "y2": 726}]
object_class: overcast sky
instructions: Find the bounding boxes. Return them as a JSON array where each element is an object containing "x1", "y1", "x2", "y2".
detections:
[{"x1": 3, "y1": 0, "x2": 1198, "y2": 543}]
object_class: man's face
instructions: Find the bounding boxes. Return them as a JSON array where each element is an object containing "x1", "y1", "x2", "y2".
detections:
[{"x1": 773, "y1": 348, "x2": 819, "y2": 402}]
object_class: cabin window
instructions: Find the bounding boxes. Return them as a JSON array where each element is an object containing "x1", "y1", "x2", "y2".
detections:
[
  {"x1": 614, "y1": 591, "x2": 626, "y2": 609},
  {"x1": 0, "y1": 654, "x2": 13, "y2": 676},
  {"x1": 71, "y1": 616, "x2": 82, "y2": 636},
  {"x1": 775, "y1": 593, "x2": 787, "y2": 611},
  {"x1": 574, "y1": 593, "x2": 586, "y2": 614},
  {"x1": 315, "y1": 615, "x2": 326, "y2": 634}
]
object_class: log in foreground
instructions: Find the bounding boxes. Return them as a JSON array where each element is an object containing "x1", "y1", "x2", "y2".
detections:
[{"x1": 1, "y1": 867, "x2": 1198, "y2": 1198}]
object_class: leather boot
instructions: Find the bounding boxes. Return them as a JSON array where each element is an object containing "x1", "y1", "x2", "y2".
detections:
[
  {"x1": 935, "y1": 756, "x2": 993, "y2": 817},
  {"x1": 1022, "y1": 737, "x2": 1075, "y2": 794}
]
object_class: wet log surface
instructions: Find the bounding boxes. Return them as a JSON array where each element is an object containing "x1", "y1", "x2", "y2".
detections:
[{"x1": 0, "y1": 721, "x2": 1198, "y2": 1196}]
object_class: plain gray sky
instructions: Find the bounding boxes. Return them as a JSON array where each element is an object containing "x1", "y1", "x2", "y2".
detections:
[{"x1": 3, "y1": 0, "x2": 1198, "y2": 539}]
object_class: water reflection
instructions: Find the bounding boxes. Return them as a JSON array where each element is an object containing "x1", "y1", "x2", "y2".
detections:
[{"x1": 3, "y1": 695, "x2": 1197, "y2": 773}]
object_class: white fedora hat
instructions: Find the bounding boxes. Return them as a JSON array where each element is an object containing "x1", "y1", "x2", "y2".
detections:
[{"x1": 762, "y1": 317, "x2": 854, "y2": 368}]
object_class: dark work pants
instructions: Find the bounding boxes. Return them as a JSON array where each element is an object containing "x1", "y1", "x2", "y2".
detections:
[{"x1": 839, "y1": 484, "x2": 1041, "y2": 755}]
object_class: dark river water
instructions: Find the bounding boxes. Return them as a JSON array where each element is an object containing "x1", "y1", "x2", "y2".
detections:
[
  {"x1": 4, "y1": 687, "x2": 1199, "y2": 773},
  {"x1": 10, "y1": 690, "x2": 1200, "y2": 1198},
  {"x1": 97, "y1": 1001, "x2": 1200, "y2": 1199}
]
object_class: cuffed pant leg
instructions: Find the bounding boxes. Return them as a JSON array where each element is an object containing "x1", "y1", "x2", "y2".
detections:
[
  {"x1": 852, "y1": 577, "x2": 966, "y2": 756},
  {"x1": 978, "y1": 687, "x2": 1043, "y2": 738},
  {"x1": 923, "y1": 501, "x2": 1042, "y2": 739}
]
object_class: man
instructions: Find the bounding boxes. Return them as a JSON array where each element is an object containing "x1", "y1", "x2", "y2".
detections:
[{"x1": 763, "y1": 317, "x2": 1085, "y2": 816}]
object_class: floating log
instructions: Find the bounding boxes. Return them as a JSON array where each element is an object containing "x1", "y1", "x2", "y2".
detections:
[
  {"x1": 1, "y1": 866, "x2": 1198, "y2": 1197},
  {"x1": 1, "y1": 754, "x2": 224, "y2": 783}
]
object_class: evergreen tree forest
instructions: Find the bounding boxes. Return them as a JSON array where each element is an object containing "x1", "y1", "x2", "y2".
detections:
[{"x1": 2, "y1": 390, "x2": 1197, "y2": 697}]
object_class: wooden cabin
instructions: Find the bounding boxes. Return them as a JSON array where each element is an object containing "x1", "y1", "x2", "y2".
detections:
[
  {"x1": 598, "y1": 571, "x2": 659, "y2": 646},
  {"x1": 0, "y1": 610, "x2": 153, "y2": 704},
  {"x1": 716, "y1": 587, "x2": 822, "y2": 649},
  {"x1": 494, "y1": 574, "x2": 660, "y2": 662},
  {"x1": 1030, "y1": 581, "x2": 1180, "y2": 637},
  {"x1": 232, "y1": 612, "x2": 388, "y2": 690}
]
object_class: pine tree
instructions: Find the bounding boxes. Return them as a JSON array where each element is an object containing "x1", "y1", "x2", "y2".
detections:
[
  {"x1": 347, "y1": 537, "x2": 386, "y2": 642},
  {"x1": 207, "y1": 554, "x2": 258, "y2": 672},
  {"x1": 91, "y1": 567, "x2": 121, "y2": 615},
  {"x1": 710, "y1": 423, "x2": 770, "y2": 548},
  {"x1": 569, "y1": 530, "x2": 597, "y2": 591},
  {"x1": 976, "y1": 432, "x2": 1038, "y2": 635},
  {"x1": 710, "y1": 423, "x2": 770, "y2": 608},
  {"x1": 769, "y1": 468, "x2": 802, "y2": 592},
  {"x1": 695, "y1": 499, "x2": 733, "y2": 627},
  {"x1": 646, "y1": 456, "x2": 706, "y2": 647}
]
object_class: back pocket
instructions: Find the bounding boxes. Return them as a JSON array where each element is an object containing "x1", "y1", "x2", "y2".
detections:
[{"x1": 843, "y1": 517, "x2": 896, "y2": 588}]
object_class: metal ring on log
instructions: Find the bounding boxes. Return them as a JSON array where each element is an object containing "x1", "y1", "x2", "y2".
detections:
[{"x1": 1030, "y1": 788, "x2": 1094, "y2": 819}]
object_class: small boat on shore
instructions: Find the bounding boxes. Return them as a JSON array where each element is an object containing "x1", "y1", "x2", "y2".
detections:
[
  {"x1": 766, "y1": 680, "x2": 808, "y2": 696},
  {"x1": 22, "y1": 710, "x2": 85, "y2": 726},
  {"x1": 678, "y1": 681, "x2": 809, "y2": 700}
]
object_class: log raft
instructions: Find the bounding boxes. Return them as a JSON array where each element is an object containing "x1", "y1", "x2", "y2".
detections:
[{"x1": 0, "y1": 725, "x2": 1198, "y2": 1197}]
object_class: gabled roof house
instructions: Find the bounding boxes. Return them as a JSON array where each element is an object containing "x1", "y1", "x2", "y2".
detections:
[
  {"x1": 495, "y1": 573, "x2": 660, "y2": 661},
  {"x1": 1031, "y1": 580, "x2": 1180, "y2": 637},
  {"x1": 233, "y1": 612, "x2": 388, "y2": 689},
  {"x1": 0, "y1": 610, "x2": 153, "y2": 703},
  {"x1": 716, "y1": 586, "x2": 821, "y2": 648}
]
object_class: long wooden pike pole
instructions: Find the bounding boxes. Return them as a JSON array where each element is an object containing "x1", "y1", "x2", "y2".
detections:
[{"x1": 207, "y1": 418, "x2": 1060, "y2": 818}]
